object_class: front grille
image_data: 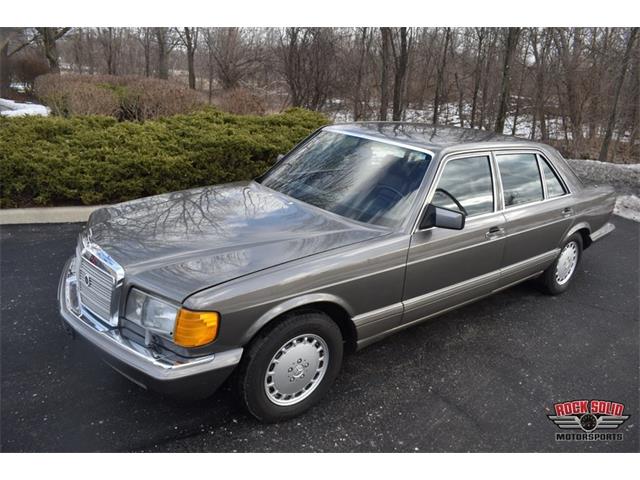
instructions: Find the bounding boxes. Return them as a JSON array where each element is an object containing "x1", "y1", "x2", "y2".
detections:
[{"x1": 78, "y1": 257, "x2": 115, "y2": 324}]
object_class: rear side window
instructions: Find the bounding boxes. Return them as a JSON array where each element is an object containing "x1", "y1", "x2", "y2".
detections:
[
  {"x1": 539, "y1": 156, "x2": 567, "y2": 198},
  {"x1": 432, "y1": 155, "x2": 494, "y2": 216},
  {"x1": 497, "y1": 153, "x2": 543, "y2": 207}
]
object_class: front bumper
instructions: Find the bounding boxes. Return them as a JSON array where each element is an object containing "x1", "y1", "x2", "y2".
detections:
[{"x1": 58, "y1": 256, "x2": 242, "y2": 398}]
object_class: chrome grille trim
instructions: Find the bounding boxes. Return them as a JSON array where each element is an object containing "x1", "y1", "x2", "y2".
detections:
[
  {"x1": 78, "y1": 258, "x2": 115, "y2": 323},
  {"x1": 76, "y1": 231, "x2": 125, "y2": 327}
]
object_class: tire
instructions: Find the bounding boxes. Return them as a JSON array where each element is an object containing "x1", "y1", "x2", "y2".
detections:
[
  {"x1": 236, "y1": 311, "x2": 343, "y2": 423},
  {"x1": 541, "y1": 233, "x2": 583, "y2": 295}
]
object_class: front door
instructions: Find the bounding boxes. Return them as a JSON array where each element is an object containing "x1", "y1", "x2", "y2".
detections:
[{"x1": 401, "y1": 152, "x2": 506, "y2": 326}]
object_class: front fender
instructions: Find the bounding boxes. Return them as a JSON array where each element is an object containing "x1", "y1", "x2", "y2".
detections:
[{"x1": 239, "y1": 293, "x2": 355, "y2": 345}]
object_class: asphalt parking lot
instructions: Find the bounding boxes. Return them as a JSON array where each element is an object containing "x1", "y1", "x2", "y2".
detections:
[{"x1": 1, "y1": 217, "x2": 638, "y2": 452}]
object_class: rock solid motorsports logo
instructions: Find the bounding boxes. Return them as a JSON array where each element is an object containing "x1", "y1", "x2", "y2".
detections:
[{"x1": 548, "y1": 399, "x2": 630, "y2": 441}]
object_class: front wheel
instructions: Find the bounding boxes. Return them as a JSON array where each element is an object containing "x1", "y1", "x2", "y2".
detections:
[
  {"x1": 236, "y1": 311, "x2": 343, "y2": 422},
  {"x1": 540, "y1": 233, "x2": 583, "y2": 295}
]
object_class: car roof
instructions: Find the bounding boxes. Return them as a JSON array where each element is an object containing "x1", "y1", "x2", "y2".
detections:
[{"x1": 325, "y1": 122, "x2": 544, "y2": 155}]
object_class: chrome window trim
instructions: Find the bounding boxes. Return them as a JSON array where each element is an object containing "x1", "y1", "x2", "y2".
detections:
[
  {"x1": 323, "y1": 125, "x2": 436, "y2": 157},
  {"x1": 265, "y1": 125, "x2": 436, "y2": 233},
  {"x1": 494, "y1": 150, "x2": 545, "y2": 209},
  {"x1": 536, "y1": 152, "x2": 570, "y2": 198},
  {"x1": 493, "y1": 148, "x2": 573, "y2": 212},
  {"x1": 536, "y1": 154, "x2": 549, "y2": 199},
  {"x1": 412, "y1": 149, "x2": 498, "y2": 233}
]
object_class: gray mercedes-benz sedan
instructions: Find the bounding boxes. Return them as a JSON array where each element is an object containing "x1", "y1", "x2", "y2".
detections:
[{"x1": 58, "y1": 123, "x2": 616, "y2": 422}]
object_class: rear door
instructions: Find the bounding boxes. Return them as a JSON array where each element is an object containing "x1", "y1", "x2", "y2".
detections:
[
  {"x1": 494, "y1": 150, "x2": 574, "y2": 286},
  {"x1": 401, "y1": 152, "x2": 506, "y2": 326}
]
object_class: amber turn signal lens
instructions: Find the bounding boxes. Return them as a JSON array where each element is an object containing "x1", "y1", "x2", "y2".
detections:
[{"x1": 173, "y1": 309, "x2": 219, "y2": 347}]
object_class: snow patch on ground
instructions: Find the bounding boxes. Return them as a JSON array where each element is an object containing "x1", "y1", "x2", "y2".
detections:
[
  {"x1": 614, "y1": 195, "x2": 640, "y2": 223},
  {"x1": 0, "y1": 98, "x2": 49, "y2": 117}
]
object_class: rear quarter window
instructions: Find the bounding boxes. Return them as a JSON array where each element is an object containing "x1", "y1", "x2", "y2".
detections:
[{"x1": 539, "y1": 156, "x2": 567, "y2": 198}]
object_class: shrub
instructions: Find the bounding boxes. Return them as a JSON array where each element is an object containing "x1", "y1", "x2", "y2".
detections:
[
  {"x1": 0, "y1": 108, "x2": 328, "y2": 208},
  {"x1": 34, "y1": 74, "x2": 204, "y2": 120}
]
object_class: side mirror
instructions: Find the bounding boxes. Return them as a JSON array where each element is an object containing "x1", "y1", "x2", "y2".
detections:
[{"x1": 419, "y1": 204, "x2": 466, "y2": 230}]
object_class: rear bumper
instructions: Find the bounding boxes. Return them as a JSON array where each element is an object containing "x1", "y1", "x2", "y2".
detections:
[
  {"x1": 58, "y1": 256, "x2": 242, "y2": 398},
  {"x1": 590, "y1": 222, "x2": 616, "y2": 243}
]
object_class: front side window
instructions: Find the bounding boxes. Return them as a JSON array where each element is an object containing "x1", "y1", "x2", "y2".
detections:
[
  {"x1": 431, "y1": 155, "x2": 494, "y2": 217},
  {"x1": 260, "y1": 131, "x2": 431, "y2": 227},
  {"x1": 497, "y1": 153, "x2": 543, "y2": 207},
  {"x1": 539, "y1": 156, "x2": 567, "y2": 198}
]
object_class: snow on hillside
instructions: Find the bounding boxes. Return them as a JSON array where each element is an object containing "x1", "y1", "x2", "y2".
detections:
[
  {"x1": 0, "y1": 98, "x2": 49, "y2": 117},
  {"x1": 567, "y1": 159, "x2": 639, "y2": 223}
]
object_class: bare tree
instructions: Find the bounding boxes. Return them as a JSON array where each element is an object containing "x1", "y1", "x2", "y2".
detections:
[
  {"x1": 34, "y1": 27, "x2": 71, "y2": 73},
  {"x1": 280, "y1": 28, "x2": 335, "y2": 110},
  {"x1": 177, "y1": 28, "x2": 199, "y2": 89},
  {"x1": 599, "y1": 28, "x2": 639, "y2": 161},
  {"x1": 391, "y1": 27, "x2": 411, "y2": 121},
  {"x1": 629, "y1": 36, "x2": 640, "y2": 160},
  {"x1": 494, "y1": 27, "x2": 521, "y2": 133},
  {"x1": 379, "y1": 27, "x2": 392, "y2": 121},
  {"x1": 433, "y1": 27, "x2": 451, "y2": 124},
  {"x1": 136, "y1": 28, "x2": 153, "y2": 77},
  {"x1": 352, "y1": 28, "x2": 372, "y2": 121},
  {"x1": 469, "y1": 28, "x2": 487, "y2": 128},
  {"x1": 553, "y1": 28, "x2": 586, "y2": 156},
  {"x1": 208, "y1": 28, "x2": 259, "y2": 90},
  {"x1": 154, "y1": 27, "x2": 178, "y2": 79},
  {"x1": 97, "y1": 27, "x2": 122, "y2": 75},
  {"x1": 530, "y1": 28, "x2": 551, "y2": 140}
]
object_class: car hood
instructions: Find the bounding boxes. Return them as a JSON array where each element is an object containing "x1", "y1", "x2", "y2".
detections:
[{"x1": 86, "y1": 181, "x2": 389, "y2": 301}]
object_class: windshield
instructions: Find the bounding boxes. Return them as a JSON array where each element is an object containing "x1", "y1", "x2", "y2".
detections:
[{"x1": 260, "y1": 131, "x2": 431, "y2": 228}]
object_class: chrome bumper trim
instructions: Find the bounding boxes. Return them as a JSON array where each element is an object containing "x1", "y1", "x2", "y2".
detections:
[
  {"x1": 590, "y1": 222, "x2": 615, "y2": 243},
  {"x1": 58, "y1": 257, "x2": 242, "y2": 382}
]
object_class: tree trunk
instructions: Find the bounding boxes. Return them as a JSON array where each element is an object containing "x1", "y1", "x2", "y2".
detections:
[
  {"x1": 392, "y1": 27, "x2": 410, "y2": 121},
  {"x1": 183, "y1": 28, "x2": 197, "y2": 90},
  {"x1": 630, "y1": 37, "x2": 640, "y2": 160},
  {"x1": 531, "y1": 29, "x2": 550, "y2": 141},
  {"x1": 353, "y1": 28, "x2": 368, "y2": 121},
  {"x1": 480, "y1": 30, "x2": 497, "y2": 129},
  {"x1": 38, "y1": 28, "x2": 70, "y2": 73},
  {"x1": 599, "y1": 28, "x2": 638, "y2": 162},
  {"x1": 155, "y1": 28, "x2": 169, "y2": 79},
  {"x1": 470, "y1": 28, "x2": 485, "y2": 128},
  {"x1": 0, "y1": 41, "x2": 10, "y2": 97},
  {"x1": 144, "y1": 46, "x2": 150, "y2": 77},
  {"x1": 455, "y1": 71, "x2": 464, "y2": 127},
  {"x1": 495, "y1": 27, "x2": 520, "y2": 133},
  {"x1": 379, "y1": 27, "x2": 392, "y2": 121},
  {"x1": 433, "y1": 27, "x2": 451, "y2": 125},
  {"x1": 511, "y1": 38, "x2": 528, "y2": 136}
]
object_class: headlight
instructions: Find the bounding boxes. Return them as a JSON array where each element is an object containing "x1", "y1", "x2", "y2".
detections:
[
  {"x1": 125, "y1": 289, "x2": 179, "y2": 336},
  {"x1": 125, "y1": 288, "x2": 219, "y2": 347}
]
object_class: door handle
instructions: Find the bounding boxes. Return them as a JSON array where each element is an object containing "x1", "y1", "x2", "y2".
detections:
[
  {"x1": 486, "y1": 226, "x2": 505, "y2": 239},
  {"x1": 562, "y1": 207, "x2": 573, "y2": 218}
]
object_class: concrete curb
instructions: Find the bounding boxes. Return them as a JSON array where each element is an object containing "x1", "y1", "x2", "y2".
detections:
[{"x1": 0, "y1": 206, "x2": 104, "y2": 225}]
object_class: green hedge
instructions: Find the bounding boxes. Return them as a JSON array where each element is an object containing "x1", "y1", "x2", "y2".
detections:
[{"x1": 0, "y1": 108, "x2": 328, "y2": 208}]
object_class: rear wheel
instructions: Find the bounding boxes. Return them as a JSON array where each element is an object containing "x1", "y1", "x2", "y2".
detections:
[
  {"x1": 236, "y1": 311, "x2": 343, "y2": 422},
  {"x1": 541, "y1": 233, "x2": 583, "y2": 295}
]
